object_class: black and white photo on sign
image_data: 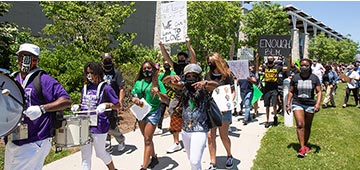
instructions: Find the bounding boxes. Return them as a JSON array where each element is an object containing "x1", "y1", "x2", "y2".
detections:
[
  {"x1": 227, "y1": 60, "x2": 249, "y2": 80},
  {"x1": 160, "y1": 1, "x2": 187, "y2": 44},
  {"x1": 212, "y1": 84, "x2": 234, "y2": 112}
]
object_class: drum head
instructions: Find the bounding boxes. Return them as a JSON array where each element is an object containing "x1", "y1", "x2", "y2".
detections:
[{"x1": 0, "y1": 73, "x2": 25, "y2": 137}]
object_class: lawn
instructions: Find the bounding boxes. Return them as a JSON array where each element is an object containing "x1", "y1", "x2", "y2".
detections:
[{"x1": 252, "y1": 83, "x2": 360, "y2": 169}]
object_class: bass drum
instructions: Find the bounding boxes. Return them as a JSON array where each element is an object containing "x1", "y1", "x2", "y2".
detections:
[{"x1": 0, "y1": 73, "x2": 26, "y2": 137}]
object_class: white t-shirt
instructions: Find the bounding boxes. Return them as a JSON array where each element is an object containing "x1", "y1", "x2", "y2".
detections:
[
  {"x1": 346, "y1": 71, "x2": 359, "y2": 89},
  {"x1": 311, "y1": 63, "x2": 324, "y2": 83}
]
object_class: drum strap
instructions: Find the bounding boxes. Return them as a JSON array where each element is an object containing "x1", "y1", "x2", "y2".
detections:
[{"x1": 83, "y1": 81, "x2": 106, "y2": 103}]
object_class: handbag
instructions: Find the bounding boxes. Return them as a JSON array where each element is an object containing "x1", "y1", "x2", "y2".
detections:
[{"x1": 206, "y1": 95, "x2": 223, "y2": 128}]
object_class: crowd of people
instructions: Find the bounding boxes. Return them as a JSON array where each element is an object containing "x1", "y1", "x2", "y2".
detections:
[{"x1": 2, "y1": 42, "x2": 360, "y2": 170}]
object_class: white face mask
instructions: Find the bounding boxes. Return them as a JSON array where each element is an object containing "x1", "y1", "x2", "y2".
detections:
[
  {"x1": 87, "y1": 73, "x2": 94, "y2": 83},
  {"x1": 21, "y1": 55, "x2": 32, "y2": 73}
]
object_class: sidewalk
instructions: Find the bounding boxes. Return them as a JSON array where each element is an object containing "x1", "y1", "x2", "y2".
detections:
[{"x1": 44, "y1": 101, "x2": 268, "y2": 170}]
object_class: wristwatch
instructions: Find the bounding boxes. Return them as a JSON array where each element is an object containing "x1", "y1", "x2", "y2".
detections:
[{"x1": 40, "y1": 105, "x2": 46, "y2": 114}]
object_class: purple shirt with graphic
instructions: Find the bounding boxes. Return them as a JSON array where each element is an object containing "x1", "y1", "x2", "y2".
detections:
[
  {"x1": 80, "y1": 83, "x2": 118, "y2": 134},
  {"x1": 14, "y1": 73, "x2": 70, "y2": 146}
]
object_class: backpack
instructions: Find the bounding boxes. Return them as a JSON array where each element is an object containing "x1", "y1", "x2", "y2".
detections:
[{"x1": 11, "y1": 70, "x2": 64, "y2": 135}]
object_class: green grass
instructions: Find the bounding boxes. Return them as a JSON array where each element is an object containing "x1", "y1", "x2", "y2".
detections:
[{"x1": 252, "y1": 83, "x2": 360, "y2": 170}]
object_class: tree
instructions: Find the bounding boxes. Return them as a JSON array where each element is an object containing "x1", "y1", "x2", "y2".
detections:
[
  {"x1": 185, "y1": 1, "x2": 242, "y2": 61},
  {"x1": 308, "y1": 32, "x2": 359, "y2": 63},
  {"x1": 241, "y1": 2, "x2": 290, "y2": 51}
]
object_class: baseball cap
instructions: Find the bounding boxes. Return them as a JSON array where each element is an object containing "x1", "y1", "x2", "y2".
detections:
[
  {"x1": 184, "y1": 64, "x2": 202, "y2": 75},
  {"x1": 16, "y1": 43, "x2": 40, "y2": 56}
]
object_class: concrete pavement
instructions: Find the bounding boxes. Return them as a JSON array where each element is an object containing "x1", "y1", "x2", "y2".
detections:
[{"x1": 44, "y1": 101, "x2": 268, "y2": 170}]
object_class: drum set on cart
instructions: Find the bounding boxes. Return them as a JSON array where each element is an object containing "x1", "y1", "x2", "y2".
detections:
[{"x1": 0, "y1": 73, "x2": 104, "y2": 150}]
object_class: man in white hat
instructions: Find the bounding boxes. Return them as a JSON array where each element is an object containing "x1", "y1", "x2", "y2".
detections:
[{"x1": 4, "y1": 43, "x2": 72, "y2": 170}]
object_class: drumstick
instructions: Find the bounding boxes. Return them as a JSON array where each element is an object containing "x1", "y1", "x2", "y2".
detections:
[
  {"x1": 72, "y1": 108, "x2": 112, "y2": 114},
  {"x1": 1, "y1": 88, "x2": 24, "y2": 107}
]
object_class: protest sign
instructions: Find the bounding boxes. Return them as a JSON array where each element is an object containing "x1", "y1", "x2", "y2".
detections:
[
  {"x1": 212, "y1": 85, "x2": 234, "y2": 112},
  {"x1": 237, "y1": 48, "x2": 254, "y2": 60},
  {"x1": 161, "y1": 1, "x2": 187, "y2": 44},
  {"x1": 227, "y1": 60, "x2": 249, "y2": 80},
  {"x1": 258, "y1": 35, "x2": 291, "y2": 57}
]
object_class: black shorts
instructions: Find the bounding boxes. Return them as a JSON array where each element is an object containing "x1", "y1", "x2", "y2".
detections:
[{"x1": 263, "y1": 90, "x2": 278, "y2": 107}]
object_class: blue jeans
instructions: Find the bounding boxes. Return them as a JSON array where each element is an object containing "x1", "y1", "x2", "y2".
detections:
[{"x1": 241, "y1": 91, "x2": 253, "y2": 122}]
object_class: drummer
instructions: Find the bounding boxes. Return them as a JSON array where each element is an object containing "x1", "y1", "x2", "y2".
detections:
[
  {"x1": 4, "y1": 43, "x2": 72, "y2": 170},
  {"x1": 72, "y1": 62, "x2": 120, "y2": 170}
]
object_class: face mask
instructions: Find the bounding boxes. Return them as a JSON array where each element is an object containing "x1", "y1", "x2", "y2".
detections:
[
  {"x1": 21, "y1": 55, "x2": 33, "y2": 73},
  {"x1": 87, "y1": 73, "x2": 94, "y2": 83},
  {"x1": 164, "y1": 64, "x2": 171, "y2": 71},
  {"x1": 300, "y1": 66, "x2": 310, "y2": 74},
  {"x1": 178, "y1": 60, "x2": 186, "y2": 65},
  {"x1": 103, "y1": 64, "x2": 113, "y2": 71},
  {"x1": 268, "y1": 60, "x2": 274, "y2": 65},
  {"x1": 185, "y1": 77, "x2": 197, "y2": 92},
  {"x1": 143, "y1": 70, "x2": 153, "y2": 77}
]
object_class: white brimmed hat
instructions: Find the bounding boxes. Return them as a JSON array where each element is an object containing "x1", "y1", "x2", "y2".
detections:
[
  {"x1": 16, "y1": 43, "x2": 40, "y2": 56},
  {"x1": 184, "y1": 64, "x2": 202, "y2": 75}
]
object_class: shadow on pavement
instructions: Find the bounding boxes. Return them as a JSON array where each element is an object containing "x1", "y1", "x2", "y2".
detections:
[
  {"x1": 215, "y1": 156, "x2": 241, "y2": 170},
  {"x1": 228, "y1": 126, "x2": 241, "y2": 138},
  {"x1": 111, "y1": 144, "x2": 138, "y2": 156},
  {"x1": 151, "y1": 156, "x2": 179, "y2": 170}
]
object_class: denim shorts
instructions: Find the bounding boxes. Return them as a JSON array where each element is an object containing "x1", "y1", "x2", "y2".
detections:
[
  {"x1": 291, "y1": 104, "x2": 315, "y2": 113},
  {"x1": 222, "y1": 110, "x2": 232, "y2": 124},
  {"x1": 142, "y1": 109, "x2": 160, "y2": 125}
]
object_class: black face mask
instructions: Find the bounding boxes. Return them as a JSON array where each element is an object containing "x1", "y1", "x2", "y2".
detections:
[
  {"x1": 178, "y1": 60, "x2": 186, "y2": 65},
  {"x1": 268, "y1": 60, "x2": 274, "y2": 65},
  {"x1": 164, "y1": 64, "x2": 171, "y2": 71},
  {"x1": 103, "y1": 64, "x2": 113, "y2": 71},
  {"x1": 143, "y1": 70, "x2": 153, "y2": 77},
  {"x1": 185, "y1": 77, "x2": 197, "y2": 92},
  {"x1": 300, "y1": 66, "x2": 311, "y2": 75}
]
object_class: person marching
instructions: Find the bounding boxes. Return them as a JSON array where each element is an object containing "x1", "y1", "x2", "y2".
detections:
[
  {"x1": 73, "y1": 62, "x2": 120, "y2": 170},
  {"x1": 131, "y1": 60, "x2": 169, "y2": 170},
  {"x1": 4, "y1": 43, "x2": 72, "y2": 170},
  {"x1": 101, "y1": 53, "x2": 126, "y2": 152},
  {"x1": 286, "y1": 58, "x2": 322, "y2": 158},
  {"x1": 205, "y1": 52, "x2": 235, "y2": 170},
  {"x1": 322, "y1": 65, "x2": 338, "y2": 108},
  {"x1": 163, "y1": 64, "x2": 219, "y2": 170},
  {"x1": 159, "y1": 37, "x2": 197, "y2": 153},
  {"x1": 342, "y1": 64, "x2": 360, "y2": 108}
]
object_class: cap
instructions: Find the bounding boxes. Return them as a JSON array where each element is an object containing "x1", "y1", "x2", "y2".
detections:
[
  {"x1": 101, "y1": 53, "x2": 113, "y2": 65},
  {"x1": 101, "y1": 53, "x2": 112, "y2": 60},
  {"x1": 183, "y1": 64, "x2": 202, "y2": 75},
  {"x1": 16, "y1": 43, "x2": 40, "y2": 56},
  {"x1": 347, "y1": 65, "x2": 354, "y2": 70}
]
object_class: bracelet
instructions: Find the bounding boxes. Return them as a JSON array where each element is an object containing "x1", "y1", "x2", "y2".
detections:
[{"x1": 40, "y1": 105, "x2": 46, "y2": 114}]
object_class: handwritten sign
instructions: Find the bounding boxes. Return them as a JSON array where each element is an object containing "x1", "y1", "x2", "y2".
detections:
[
  {"x1": 161, "y1": 1, "x2": 187, "y2": 44},
  {"x1": 258, "y1": 35, "x2": 291, "y2": 57},
  {"x1": 212, "y1": 85, "x2": 234, "y2": 112},
  {"x1": 227, "y1": 60, "x2": 249, "y2": 80}
]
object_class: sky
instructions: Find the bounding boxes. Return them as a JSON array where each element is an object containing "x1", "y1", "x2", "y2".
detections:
[{"x1": 243, "y1": 1, "x2": 360, "y2": 44}]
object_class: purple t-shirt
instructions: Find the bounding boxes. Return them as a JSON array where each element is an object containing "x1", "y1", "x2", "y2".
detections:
[
  {"x1": 14, "y1": 73, "x2": 70, "y2": 146},
  {"x1": 80, "y1": 83, "x2": 118, "y2": 134}
]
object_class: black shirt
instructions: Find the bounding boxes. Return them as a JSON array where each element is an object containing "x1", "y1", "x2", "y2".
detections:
[
  {"x1": 261, "y1": 65, "x2": 283, "y2": 92},
  {"x1": 290, "y1": 73, "x2": 320, "y2": 106},
  {"x1": 103, "y1": 68, "x2": 125, "y2": 97}
]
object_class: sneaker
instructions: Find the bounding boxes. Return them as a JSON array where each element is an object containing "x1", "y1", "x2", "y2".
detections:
[
  {"x1": 297, "y1": 147, "x2": 306, "y2": 158},
  {"x1": 342, "y1": 104, "x2": 346, "y2": 108},
  {"x1": 207, "y1": 163, "x2": 216, "y2": 170},
  {"x1": 148, "y1": 155, "x2": 159, "y2": 168},
  {"x1": 166, "y1": 143, "x2": 182, "y2": 153},
  {"x1": 304, "y1": 145, "x2": 311, "y2": 154},
  {"x1": 265, "y1": 122, "x2": 271, "y2": 128},
  {"x1": 252, "y1": 114, "x2": 256, "y2": 119},
  {"x1": 225, "y1": 155, "x2": 233, "y2": 169},
  {"x1": 273, "y1": 116, "x2": 278, "y2": 125},
  {"x1": 243, "y1": 120, "x2": 248, "y2": 125},
  {"x1": 117, "y1": 141, "x2": 125, "y2": 151},
  {"x1": 322, "y1": 104, "x2": 328, "y2": 108},
  {"x1": 154, "y1": 128, "x2": 163, "y2": 135}
]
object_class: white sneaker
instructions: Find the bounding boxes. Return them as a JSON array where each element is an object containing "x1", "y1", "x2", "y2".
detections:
[
  {"x1": 117, "y1": 142, "x2": 125, "y2": 151},
  {"x1": 166, "y1": 143, "x2": 182, "y2": 153},
  {"x1": 154, "y1": 128, "x2": 163, "y2": 135}
]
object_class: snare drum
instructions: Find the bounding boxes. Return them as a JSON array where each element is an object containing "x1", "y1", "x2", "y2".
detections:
[
  {"x1": 0, "y1": 73, "x2": 26, "y2": 137},
  {"x1": 54, "y1": 115, "x2": 90, "y2": 147}
]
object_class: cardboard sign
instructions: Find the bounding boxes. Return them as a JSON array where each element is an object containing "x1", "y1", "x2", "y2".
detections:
[
  {"x1": 237, "y1": 48, "x2": 254, "y2": 60},
  {"x1": 258, "y1": 35, "x2": 291, "y2": 57},
  {"x1": 212, "y1": 85, "x2": 234, "y2": 112},
  {"x1": 227, "y1": 60, "x2": 250, "y2": 80},
  {"x1": 161, "y1": 1, "x2": 187, "y2": 44}
]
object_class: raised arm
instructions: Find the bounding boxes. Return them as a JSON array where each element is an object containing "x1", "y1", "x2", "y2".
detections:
[
  {"x1": 159, "y1": 41, "x2": 174, "y2": 68},
  {"x1": 283, "y1": 55, "x2": 291, "y2": 71},
  {"x1": 185, "y1": 36, "x2": 197, "y2": 64}
]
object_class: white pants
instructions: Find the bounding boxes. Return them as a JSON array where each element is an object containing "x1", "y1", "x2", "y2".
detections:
[
  {"x1": 4, "y1": 138, "x2": 52, "y2": 170},
  {"x1": 181, "y1": 131, "x2": 208, "y2": 170},
  {"x1": 81, "y1": 133, "x2": 112, "y2": 170}
]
